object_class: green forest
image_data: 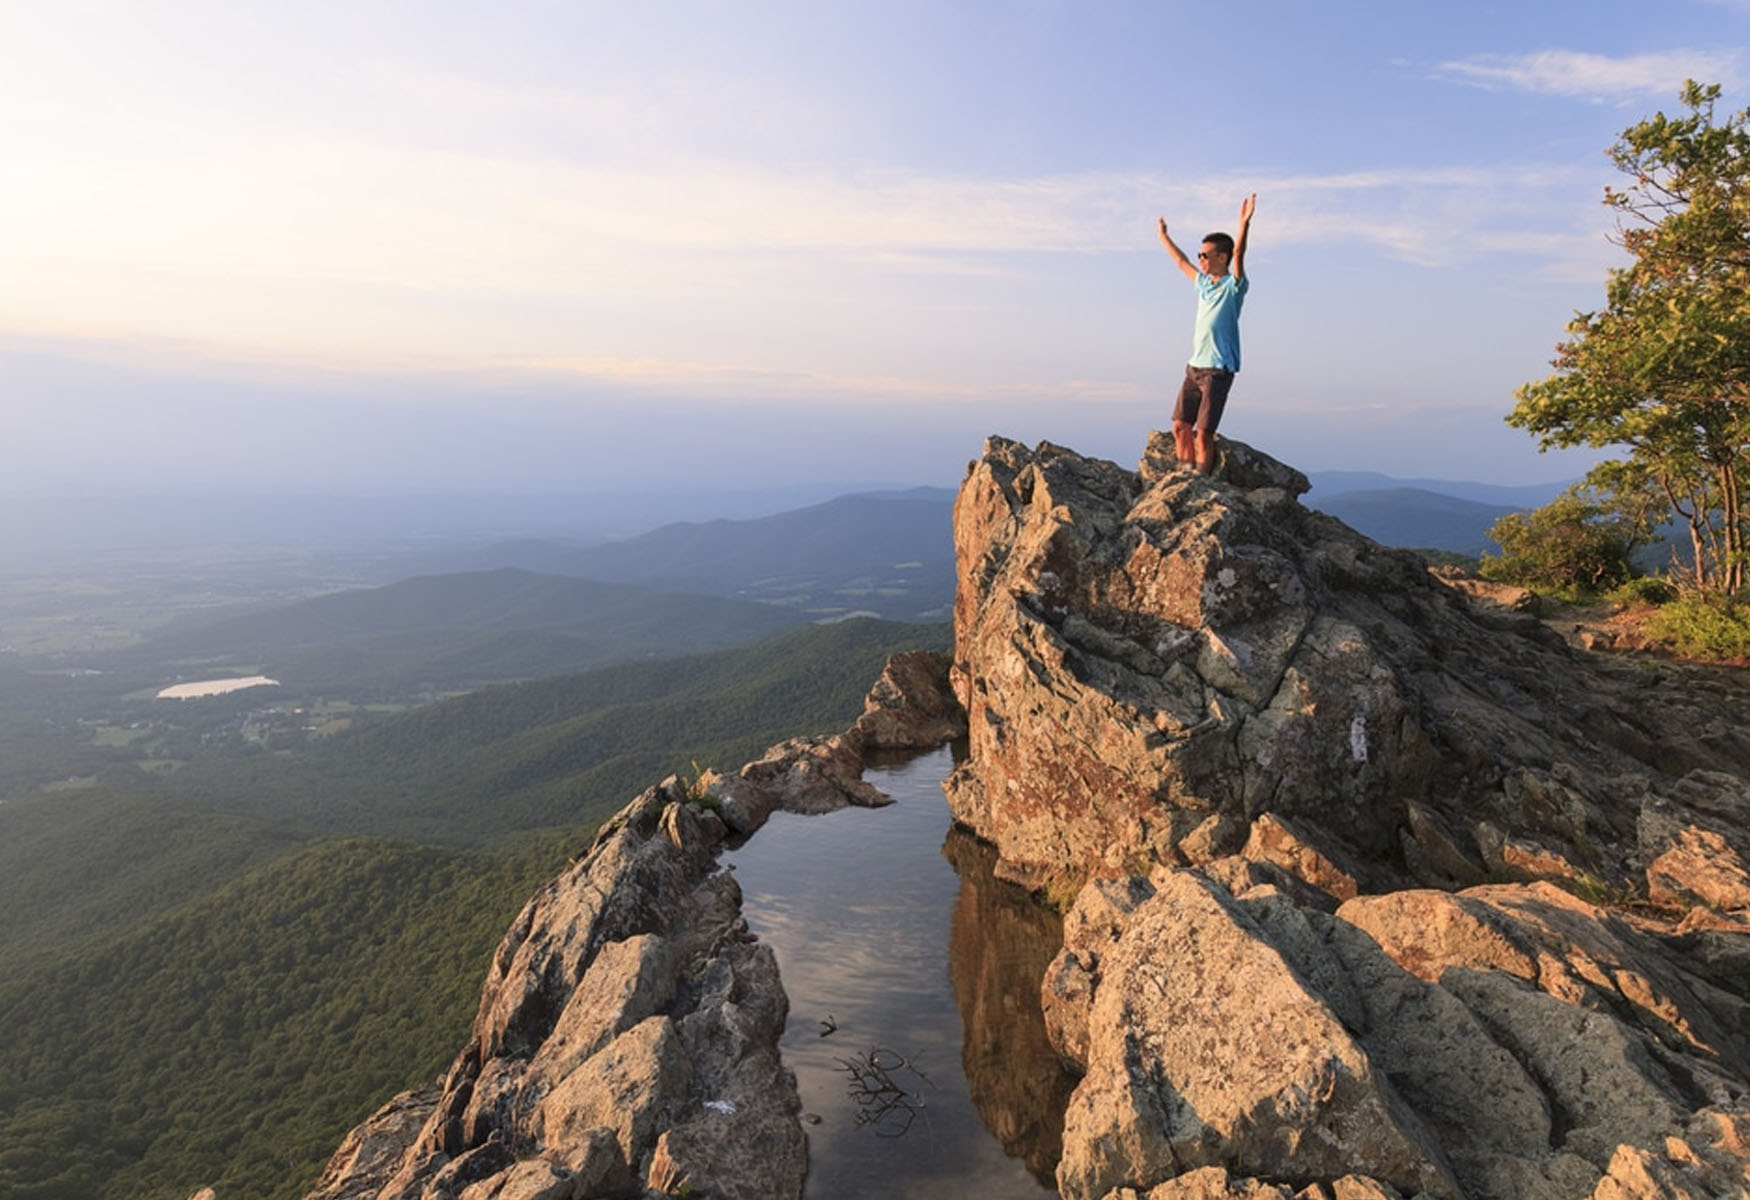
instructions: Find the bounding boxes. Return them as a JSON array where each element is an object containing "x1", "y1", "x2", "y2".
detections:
[{"x1": 0, "y1": 617, "x2": 949, "y2": 1200}]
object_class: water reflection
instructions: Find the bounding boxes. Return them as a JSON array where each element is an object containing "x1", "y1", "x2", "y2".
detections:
[
  {"x1": 943, "y1": 829, "x2": 1079, "y2": 1188},
  {"x1": 727, "y1": 745, "x2": 1074, "y2": 1198}
]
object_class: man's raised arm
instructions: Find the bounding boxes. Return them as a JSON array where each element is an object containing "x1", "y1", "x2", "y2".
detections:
[
  {"x1": 1233, "y1": 193, "x2": 1257, "y2": 281},
  {"x1": 1157, "y1": 217, "x2": 1198, "y2": 280}
]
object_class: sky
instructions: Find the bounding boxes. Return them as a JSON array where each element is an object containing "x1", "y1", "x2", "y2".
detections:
[{"x1": 3, "y1": 0, "x2": 1747, "y2": 499}]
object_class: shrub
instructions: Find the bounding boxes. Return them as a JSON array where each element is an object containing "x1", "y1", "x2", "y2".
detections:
[
  {"x1": 1646, "y1": 594, "x2": 1750, "y2": 661},
  {"x1": 1606, "y1": 576, "x2": 1677, "y2": 606},
  {"x1": 1480, "y1": 490, "x2": 1643, "y2": 596}
]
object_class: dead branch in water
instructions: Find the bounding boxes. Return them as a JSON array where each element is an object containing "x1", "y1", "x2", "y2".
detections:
[{"x1": 833, "y1": 1046, "x2": 932, "y2": 1137}]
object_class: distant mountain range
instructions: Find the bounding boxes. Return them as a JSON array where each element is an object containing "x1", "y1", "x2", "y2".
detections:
[
  {"x1": 1307, "y1": 488, "x2": 1519, "y2": 557},
  {"x1": 429, "y1": 487, "x2": 958, "y2": 622},
  {"x1": 1303, "y1": 471, "x2": 1572, "y2": 509},
  {"x1": 1304, "y1": 471, "x2": 1572, "y2": 557}
]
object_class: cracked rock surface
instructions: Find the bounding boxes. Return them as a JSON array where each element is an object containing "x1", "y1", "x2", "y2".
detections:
[
  {"x1": 946, "y1": 433, "x2": 1750, "y2": 901},
  {"x1": 947, "y1": 433, "x2": 1750, "y2": 1200}
]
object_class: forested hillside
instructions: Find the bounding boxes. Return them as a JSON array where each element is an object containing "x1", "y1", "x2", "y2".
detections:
[
  {"x1": 123, "y1": 568, "x2": 807, "y2": 694},
  {"x1": 0, "y1": 834, "x2": 563, "y2": 1200},
  {"x1": 0, "y1": 618, "x2": 949, "y2": 1200},
  {"x1": 448, "y1": 489, "x2": 957, "y2": 621},
  {"x1": 166, "y1": 617, "x2": 954, "y2": 842}
]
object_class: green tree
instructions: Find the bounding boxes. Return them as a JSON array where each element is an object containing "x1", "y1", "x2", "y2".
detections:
[
  {"x1": 1509, "y1": 81, "x2": 1750, "y2": 593},
  {"x1": 1480, "y1": 486, "x2": 1646, "y2": 594}
]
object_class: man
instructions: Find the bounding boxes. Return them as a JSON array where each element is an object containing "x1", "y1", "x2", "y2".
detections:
[{"x1": 1157, "y1": 194, "x2": 1256, "y2": 474}]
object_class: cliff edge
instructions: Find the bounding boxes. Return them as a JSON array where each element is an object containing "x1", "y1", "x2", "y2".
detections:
[
  {"x1": 948, "y1": 433, "x2": 1750, "y2": 1199},
  {"x1": 297, "y1": 651, "x2": 963, "y2": 1200}
]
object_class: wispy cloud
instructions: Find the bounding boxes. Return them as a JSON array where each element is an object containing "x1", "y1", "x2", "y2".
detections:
[
  {"x1": 0, "y1": 128, "x2": 1617, "y2": 367},
  {"x1": 514, "y1": 352, "x2": 1149, "y2": 408},
  {"x1": 1434, "y1": 49, "x2": 1742, "y2": 100}
]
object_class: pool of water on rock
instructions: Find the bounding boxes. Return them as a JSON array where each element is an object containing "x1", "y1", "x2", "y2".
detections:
[{"x1": 726, "y1": 744, "x2": 1077, "y2": 1199}]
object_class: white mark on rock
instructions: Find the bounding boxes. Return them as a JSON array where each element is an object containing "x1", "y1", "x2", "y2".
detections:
[
  {"x1": 704, "y1": 1099, "x2": 737, "y2": 1115},
  {"x1": 1350, "y1": 714, "x2": 1369, "y2": 763}
]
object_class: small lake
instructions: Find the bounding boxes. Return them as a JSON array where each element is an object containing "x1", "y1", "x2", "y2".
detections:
[
  {"x1": 728, "y1": 745, "x2": 1077, "y2": 1198},
  {"x1": 155, "y1": 675, "x2": 280, "y2": 700}
]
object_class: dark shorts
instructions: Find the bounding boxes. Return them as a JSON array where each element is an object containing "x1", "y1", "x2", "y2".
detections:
[{"x1": 1172, "y1": 366, "x2": 1235, "y2": 432}]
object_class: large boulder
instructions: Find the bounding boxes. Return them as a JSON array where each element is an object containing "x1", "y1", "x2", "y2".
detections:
[
  {"x1": 1047, "y1": 862, "x2": 1750, "y2": 1200},
  {"x1": 1054, "y1": 869, "x2": 1461, "y2": 1200},
  {"x1": 852, "y1": 648, "x2": 968, "y2": 750}
]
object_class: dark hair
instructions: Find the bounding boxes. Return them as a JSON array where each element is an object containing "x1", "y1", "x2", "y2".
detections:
[{"x1": 1202, "y1": 232, "x2": 1234, "y2": 257}]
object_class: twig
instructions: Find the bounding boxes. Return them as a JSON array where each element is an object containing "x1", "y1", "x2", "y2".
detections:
[{"x1": 832, "y1": 1045, "x2": 933, "y2": 1137}]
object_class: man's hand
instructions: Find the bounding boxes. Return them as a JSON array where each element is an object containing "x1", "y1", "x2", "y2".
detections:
[{"x1": 1239, "y1": 193, "x2": 1256, "y2": 227}]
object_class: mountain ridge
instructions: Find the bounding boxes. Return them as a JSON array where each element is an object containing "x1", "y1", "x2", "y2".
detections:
[
  {"x1": 118, "y1": 568, "x2": 807, "y2": 694},
  {"x1": 424, "y1": 488, "x2": 958, "y2": 622},
  {"x1": 1309, "y1": 485, "x2": 1516, "y2": 555},
  {"x1": 1304, "y1": 468, "x2": 1574, "y2": 507}
]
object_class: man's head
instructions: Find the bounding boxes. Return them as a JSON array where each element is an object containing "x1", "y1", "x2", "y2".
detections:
[{"x1": 1199, "y1": 232, "x2": 1234, "y2": 277}]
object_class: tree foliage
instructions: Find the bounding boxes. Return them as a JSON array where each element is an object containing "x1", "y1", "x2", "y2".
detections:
[
  {"x1": 1480, "y1": 486, "x2": 1646, "y2": 594},
  {"x1": 1509, "y1": 81, "x2": 1750, "y2": 593},
  {"x1": 0, "y1": 834, "x2": 569, "y2": 1200}
]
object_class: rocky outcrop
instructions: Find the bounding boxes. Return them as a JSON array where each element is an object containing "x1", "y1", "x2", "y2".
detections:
[
  {"x1": 303, "y1": 651, "x2": 964, "y2": 1200},
  {"x1": 303, "y1": 778, "x2": 799, "y2": 1200},
  {"x1": 946, "y1": 432, "x2": 1750, "y2": 900},
  {"x1": 1045, "y1": 862, "x2": 1750, "y2": 1199},
  {"x1": 947, "y1": 433, "x2": 1750, "y2": 1199},
  {"x1": 702, "y1": 648, "x2": 967, "y2": 830}
]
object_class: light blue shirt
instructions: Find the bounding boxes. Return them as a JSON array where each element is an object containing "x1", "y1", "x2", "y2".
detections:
[{"x1": 1189, "y1": 271, "x2": 1248, "y2": 372}]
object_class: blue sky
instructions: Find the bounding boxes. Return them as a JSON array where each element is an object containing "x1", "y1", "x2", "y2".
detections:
[{"x1": 3, "y1": 0, "x2": 1746, "y2": 495}]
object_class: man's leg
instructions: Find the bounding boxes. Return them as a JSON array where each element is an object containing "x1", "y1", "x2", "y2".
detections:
[
  {"x1": 1173, "y1": 420, "x2": 1196, "y2": 463},
  {"x1": 1194, "y1": 370, "x2": 1235, "y2": 476},
  {"x1": 1194, "y1": 427, "x2": 1217, "y2": 474},
  {"x1": 1171, "y1": 368, "x2": 1201, "y2": 464},
  {"x1": 1190, "y1": 428, "x2": 1218, "y2": 475}
]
